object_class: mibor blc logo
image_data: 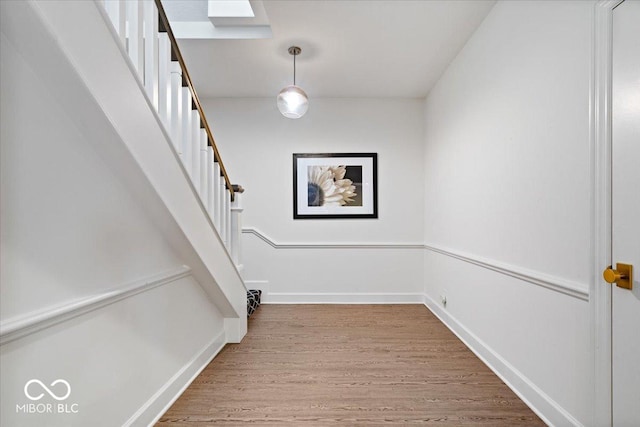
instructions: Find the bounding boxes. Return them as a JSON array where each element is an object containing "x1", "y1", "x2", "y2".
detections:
[{"x1": 16, "y1": 379, "x2": 79, "y2": 414}]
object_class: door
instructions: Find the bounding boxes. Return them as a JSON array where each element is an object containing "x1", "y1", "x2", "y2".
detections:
[{"x1": 611, "y1": 0, "x2": 640, "y2": 424}]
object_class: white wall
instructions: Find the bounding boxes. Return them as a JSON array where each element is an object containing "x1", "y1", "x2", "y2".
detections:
[
  {"x1": 0, "y1": 3, "x2": 229, "y2": 425},
  {"x1": 203, "y1": 98, "x2": 425, "y2": 302},
  {"x1": 0, "y1": 33, "x2": 181, "y2": 320},
  {"x1": 422, "y1": 1, "x2": 594, "y2": 425}
]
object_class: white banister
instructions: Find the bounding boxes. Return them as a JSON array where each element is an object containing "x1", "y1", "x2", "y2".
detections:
[
  {"x1": 157, "y1": 33, "x2": 171, "y2": 127},
  {"x1": 125, "y1": 0, "x2": 144, "y2": 75},
  {"x1": 230, "y1": 190, "x2": 243, "y2": 268},
  {"x1": 191, "y1": 111, "x2": 201, "y2": 193},
  {"x1": 206, "y1": 147, "x2": 214, "y2": 214},
  {"x1": 103, "y1": 0, "x2": 119, "y2": 36},
  {"x1": 220, "y1": 177, "x2": 227, "y2": 245},
  {"x1": 169, "y1": 62, "x2": 182, "y2": 155},
  {"x1": 200, "y1": 131, "x2": 208, "y2": 201},
  {"x1": 213, "y1": 162, "x2": 221, "y2": 233},
  {"x1": 104, "y1": 0, "x2": 126, "y2": 47},
  {"x1": 99, "y1": 0, "x2": 244, "y2": 277},
  {"x1": 143, "y1": 0, "x2": 159, "y2": 108},
  {"x1": 117, "y1": 0, "x2": 126, "y2": 47},
  {"x1": 181, "y1": 88, "x2": 193, "y2": 176},
  {"x1": 224, "y1": 191, "x2": 233, "y2": 252}
]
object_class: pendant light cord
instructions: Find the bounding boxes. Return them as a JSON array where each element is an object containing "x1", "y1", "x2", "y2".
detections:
[{"x1": 293, "y1": 53, "x2": 296, "y2": 86}]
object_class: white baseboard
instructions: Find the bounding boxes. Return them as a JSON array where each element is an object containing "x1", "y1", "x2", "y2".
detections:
[
  {"x1": 423, "y1": 295, "x2": 582, "y2": 427},
  {"x1": 265, "y1": 292, "x2": 425, "y2": 304},
  {"x1": 125, "y1": 330, "x2": 227, "y2": 427}
]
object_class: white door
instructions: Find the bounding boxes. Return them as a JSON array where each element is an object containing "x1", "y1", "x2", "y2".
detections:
[{"x1": 611, "y1": 0, "x2": 640, "y2": 424}]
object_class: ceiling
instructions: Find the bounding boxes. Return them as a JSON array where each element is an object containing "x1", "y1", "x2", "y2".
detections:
[{"x1": 163, "y1": 0, "x2": 495, "y2": 99}]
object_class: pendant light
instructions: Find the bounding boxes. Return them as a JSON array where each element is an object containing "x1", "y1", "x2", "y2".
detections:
[{"x1": 277, "y1": 46, "x2": 309, "y2": 119}]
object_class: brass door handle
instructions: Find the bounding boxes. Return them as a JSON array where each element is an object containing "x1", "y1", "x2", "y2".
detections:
[{"x1": 603, "y1": 263, "x2": 633, "y2": 290}]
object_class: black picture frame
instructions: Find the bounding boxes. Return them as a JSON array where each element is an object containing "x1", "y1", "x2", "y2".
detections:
[{"x1": 293, "y1": 153, "x2": 378, "y2": 219}]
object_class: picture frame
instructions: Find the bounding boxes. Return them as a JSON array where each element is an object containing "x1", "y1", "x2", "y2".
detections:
[{"x1": 293, "y1": 153, "x2": 378, "y2": 219}]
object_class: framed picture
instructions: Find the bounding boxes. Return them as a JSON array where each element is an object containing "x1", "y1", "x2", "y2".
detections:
[{"x1": 293, "y1": 153, "x2": 378, "y2": 219}]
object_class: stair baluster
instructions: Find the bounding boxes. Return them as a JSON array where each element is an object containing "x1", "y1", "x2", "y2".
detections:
[
  {"x1": 99, "y1": 0, "x2": 243, "y2": 270},
  {"x1": 125, "y1": 0, "x2": 144, "y2": 75},
  {"x1": 191, "y1": 110, "x2": 201, "y2": 193},
  {"x1": 142, "y1": 0, "x2": 158, "y2": 108},
  {"x1": 169, "y1": 62, "x2": 183, "y2": 156},
  {"x1": 181, "y1": 88, "x2": 193, "y2": 177},
  {"x1": 200, "y1": 131, "x2": 209, "y2": 201},
  {"x1": 213, "y1": 162, "x2": 222, "y2": 234},
  {"x1": 158, "y1": 32, "x2": 171, "y2": 127}
]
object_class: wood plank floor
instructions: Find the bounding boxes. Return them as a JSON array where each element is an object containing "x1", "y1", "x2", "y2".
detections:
[{"x1": 157, "y1": 305, "x2": 544, "y2": 425}]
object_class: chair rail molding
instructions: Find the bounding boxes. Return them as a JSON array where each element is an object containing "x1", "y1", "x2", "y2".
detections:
[
  {"x1": 424, "y1": 244, "x2": 589, "y2": 301},
  {"x1": 0, "y1": 266, "x2": 192, "y2": 345},
  {"x1": 243, "y1": 227, "x2": 589, "y2": 301},
  {"x1": 242, "y1": 227, "x2": 424, "y2": 249}
]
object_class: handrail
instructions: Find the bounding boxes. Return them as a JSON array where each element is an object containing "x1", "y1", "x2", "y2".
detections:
[
  {"x1": 100, "y1": 0, "x2": 244, "y2": 261},
  {"x1": 153, "y1": 0, "x2": 235, "y2": 201}
]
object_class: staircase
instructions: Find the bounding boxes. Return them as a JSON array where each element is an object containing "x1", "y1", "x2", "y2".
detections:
[
  {"x1": 101, "y1": 0, "x2": 244, "y2": 263},
  {"x1": 0, "y1": 0, "x2": 248, "y2": 425}
]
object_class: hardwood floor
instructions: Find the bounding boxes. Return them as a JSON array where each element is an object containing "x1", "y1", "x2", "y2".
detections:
[{"x1": 157, "y1": 305, "x2": 544, "y2": 425}]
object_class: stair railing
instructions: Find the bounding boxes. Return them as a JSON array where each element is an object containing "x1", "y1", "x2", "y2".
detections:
[{"x1": 99, "y1": 0, "x2": 243, "y2": 267}]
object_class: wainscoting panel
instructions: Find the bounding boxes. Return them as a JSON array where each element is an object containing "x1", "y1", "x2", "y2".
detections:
[
  {"x1": 0, "y1": 274, "x2": 226, "y2": 427},
  {"x1": 241, "y1": 228, "x2": 424, "y2": 303}
]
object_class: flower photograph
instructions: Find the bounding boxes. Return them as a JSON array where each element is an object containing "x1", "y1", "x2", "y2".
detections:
[
  {"x1": 307, "y1": 165, "x2": 361, "y2": 207},
  {"x1": 293, "y1": 153, "x2": 377, "y2": 219}
]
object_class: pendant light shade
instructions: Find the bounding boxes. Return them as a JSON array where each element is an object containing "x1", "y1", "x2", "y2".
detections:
[
  {"x1": 277, "y1": 85, "x2": 309, "y2": 119},
  {"x1": 277, "y1": 46, "x2": 308, "y2": 119}
]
